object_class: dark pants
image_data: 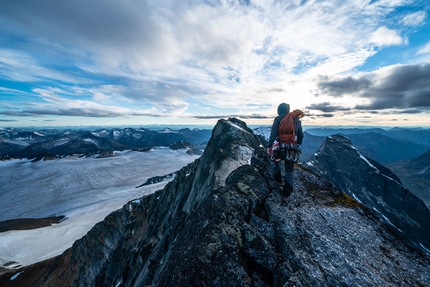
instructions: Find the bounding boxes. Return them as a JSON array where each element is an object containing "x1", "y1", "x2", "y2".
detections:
[{"x1": 273, "y1": 160, "x2": 295, "y2": 198}]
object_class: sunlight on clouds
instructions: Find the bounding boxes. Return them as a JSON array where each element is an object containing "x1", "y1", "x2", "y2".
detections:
[
  {"x1": 0, "y1": 0, "x2": 429, "y2": 126},
  {"x1": 30, "y1": 88, "x2": 161, "y2": 118}
]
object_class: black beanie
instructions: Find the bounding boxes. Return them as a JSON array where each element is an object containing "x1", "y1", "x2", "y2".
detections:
[{"x1": 277, "y1": 103, "x2": 290, "y2": 115}]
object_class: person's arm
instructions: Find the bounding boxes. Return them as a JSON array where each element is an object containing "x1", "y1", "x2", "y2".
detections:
[
  {"x1": 295, "y1": 119, "x2": 304, "y2": 145},
  {"x1": 267, "y1": 116, "x2": 281, "y2": 155},
  {"x1": 267, "y1": 116, "x2": 281, "y2": 148}
]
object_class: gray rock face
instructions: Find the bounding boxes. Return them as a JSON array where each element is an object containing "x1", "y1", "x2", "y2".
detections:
[
  {"x1": 2, "y1": 119, "x2": 430, "y2": 287},
  {"x1": 305, "y1": 134, "x2": 430, "y2": 254}
]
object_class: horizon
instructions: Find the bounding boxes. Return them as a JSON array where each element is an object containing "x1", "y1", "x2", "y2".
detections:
[
  {"x1": 1, "y1": 122, "x2": 430, "y2": 132},
  {"x1": 1, "y1": 1, "x2": 430, "y2": 127}
]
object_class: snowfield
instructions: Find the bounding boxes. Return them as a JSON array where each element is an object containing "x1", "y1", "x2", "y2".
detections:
[{"x1": 0, "y1": 148, "x2": 200, "y2": 269}]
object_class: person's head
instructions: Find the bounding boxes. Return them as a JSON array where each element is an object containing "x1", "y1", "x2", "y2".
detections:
[{"x1": 277, "y1": 103, "x2": 290, "y2": 115}]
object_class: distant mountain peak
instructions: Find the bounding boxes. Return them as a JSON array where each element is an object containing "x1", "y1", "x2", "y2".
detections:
[{"x1": 306, "y1": 133, "x2": 430, "y2": 253}]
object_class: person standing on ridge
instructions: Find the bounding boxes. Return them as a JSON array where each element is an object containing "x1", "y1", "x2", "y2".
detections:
[{"x1": 267, "y1": 103, "x2": 304, "y2": 204}]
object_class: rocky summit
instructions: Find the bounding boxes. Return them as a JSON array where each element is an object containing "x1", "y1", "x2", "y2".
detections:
[{"x1": 1, "y1": 118, "x2": 430, "y2": 287}]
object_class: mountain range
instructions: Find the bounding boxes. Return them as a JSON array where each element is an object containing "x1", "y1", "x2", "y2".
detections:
[
  {"x1": 0, "y1": 127, "x2": 212, "y2": 160},
  {"x1": 1, "y1": 118, "x2": 429, "y2": 286},
  {"x1": 2, "y1": 124, "x2": 428, "y2": 208}
]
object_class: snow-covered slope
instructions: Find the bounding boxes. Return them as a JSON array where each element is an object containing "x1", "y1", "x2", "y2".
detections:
[{"x1": 0, "y1": 149, "x2": 199, "y2": 268}]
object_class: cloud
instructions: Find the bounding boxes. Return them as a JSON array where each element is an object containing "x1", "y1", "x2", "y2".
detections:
[
  {"x1": 0, "y1": 108, "x2": 163, "y2": 118},
  {"x1": 0, "y1": 0, "x2": 428, "y2": 125},
  {"x1": 369, "y1": 27, "x2": 404, "y2": 47},
  {"x1": 316, "y1": 63, "x2": 430, "y2": 110},
  {"x1": 401, "y1": 11, "x2": 427, "y2": 26},
  {"x1": 417, "y1": 42, "x2": 430, "y2": 55},
  {"x1": 0, "y1": 87, "x2": 25, "y2": 94},
  {"x1": 317, "y1": 76, "x2": 372, "y2": 97},
  {"x1": 306, "y1": 102, "x2": 350, "y2": 113},
  {"x1": 306, "y1": 113, "x2": 335, "y2": 118},
  {"x1": 398, "y1": 109, "x2": 424, "y2": 114},
  {"x1": 193, "y1": 114, "x2": 271, "y2": 120}
]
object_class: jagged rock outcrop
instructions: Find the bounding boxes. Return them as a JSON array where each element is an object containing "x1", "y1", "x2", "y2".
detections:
[
  {"x1": 305, "y1": 134, "x2": 430, "y2": 254},
  {"x1": 2, "y1": 119, "x2": 430, "y2": 287}
]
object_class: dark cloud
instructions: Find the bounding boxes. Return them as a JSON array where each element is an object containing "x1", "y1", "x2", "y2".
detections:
[
  {"x1": 303, "y1": 112, "x2": 334, "y2": 118},
  {"x1": 317, "y1": 76, "x2": 372, "y2": 97},
  {"x1": 0, "y1": 119, "x2": 17, "y2": 122},
  {"x1": 0, "y1": 108, "x2": 163, "y2": 118},
  {"x1": 0, "y1": 0, "x2": 162, "y2": 57},
  {"x1": 317, "y1": 63, "x2": 430, "y2": 111},
  {"x1": 194, "y1": 114, "x2": 271, "y2": 120},
  {"x1": 306, "y1": 102, "x2": 350, "y2": 113},
  {"x1": 398, "y1": 109, "x2": 423, "y2": 114}
]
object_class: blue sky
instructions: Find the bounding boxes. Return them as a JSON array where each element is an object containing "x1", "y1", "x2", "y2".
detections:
[{"x1": 0, "y1": 0, "x2": 429, "y2": 127}]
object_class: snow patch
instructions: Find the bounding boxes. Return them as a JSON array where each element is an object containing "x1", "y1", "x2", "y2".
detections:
[
  {"x1": 10, "y1": 271, "x2": 23, "y2": 281},
  {"x1": 4, "y1": 140, "x2": 30, "y2": 147},
  {"x1": 381, "y1": 174, "x2": 402, "y2": 185},
  {"x1": 372, "y1": 207, "x2": 403, "y2": 233},
  {"x1": 420, "y1": 243, "x2": 430, "y2": 254},
  {"x1": 359, "y1": 154, "x2": 378, "y2": 171},
  {"x1": 54, "y1": 138, "x2": 71, "y2": 147},
  {"x1": 227, "y1": 121, "x2": 251, "y2": 134},
  {"x1": 253, "y1": 126, "x2": 270, "y2": 140},
  {"x1": 159, "y1": 128, "x2": 179, "y2": 134},
  {"x1": 82, "y1": 138, "x2": 98, "y2": 146},
  {"x1": 350, "y1": 192, "x2": 362, "y2": 204}
]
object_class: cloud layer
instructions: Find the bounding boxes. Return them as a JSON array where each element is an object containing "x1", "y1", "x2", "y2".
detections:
[{"x1": 0, "y1": 0, "x2": 429, "y2": 126}]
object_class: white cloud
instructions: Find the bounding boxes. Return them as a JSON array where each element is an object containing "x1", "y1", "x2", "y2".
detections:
[
  {"x1": 369, "y1": 27, "x2": 404, "y2": 47},
  {"x1": 0, "y1": 0, "x2": 427, "y2": 125},
  {"x1": 417, "y1": 42, "x2": 430, "y2": 55},
  {"x1": 401, "y1": 11, "x2": 427, "y2": 26}
]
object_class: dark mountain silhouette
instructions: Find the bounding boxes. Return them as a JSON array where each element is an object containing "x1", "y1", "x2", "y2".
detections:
[
  {"x1": 305, "y1": 134, "x2": 430, "y2": 253},
  {"x1": 345, "y1": 132, "x2": 429, "y2": 164},
  {"x1": 305, "y1": 127, "x2": 430, "y2": 146},
  {"x1": 1, "y1": 118, "x2": 429, "y2": 286},
  {"x1": 255, "y1": 126, "x2": 430, "y2": 164},
  {"x1": 304, "y1": 127, "x2": 430, "y2": 164},
  {"x1": 388, "y1": 150, "x2": 430, "y2": 207},
  {"x1": 300, "y1": 131, "x2": 325, "y2": 162}
]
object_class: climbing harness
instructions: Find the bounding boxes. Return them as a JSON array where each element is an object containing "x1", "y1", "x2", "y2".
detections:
[{"x1": 271, "y1": 140, "x2": 301, "y2": 163}]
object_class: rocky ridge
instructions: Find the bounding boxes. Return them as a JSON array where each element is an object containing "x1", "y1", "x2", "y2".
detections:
[
  {"x1": 1, "y1": 118, "x2": 429, "y2": 287},
  {"x1": 305, "y1": 134, "x2": 430, "y2": 254}
]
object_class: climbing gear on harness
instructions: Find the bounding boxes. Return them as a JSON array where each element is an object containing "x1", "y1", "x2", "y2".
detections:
[
  {"x1": 271, "y1": 140, "x2": 301, "y2": 163},
  {"x1": 270, "y1": 109, "x2": 304, "y2": 163}
]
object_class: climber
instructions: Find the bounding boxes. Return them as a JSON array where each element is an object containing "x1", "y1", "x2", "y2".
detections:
[{"x1": 267, "y1": 103, "x2": 304, "y2": 204}]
